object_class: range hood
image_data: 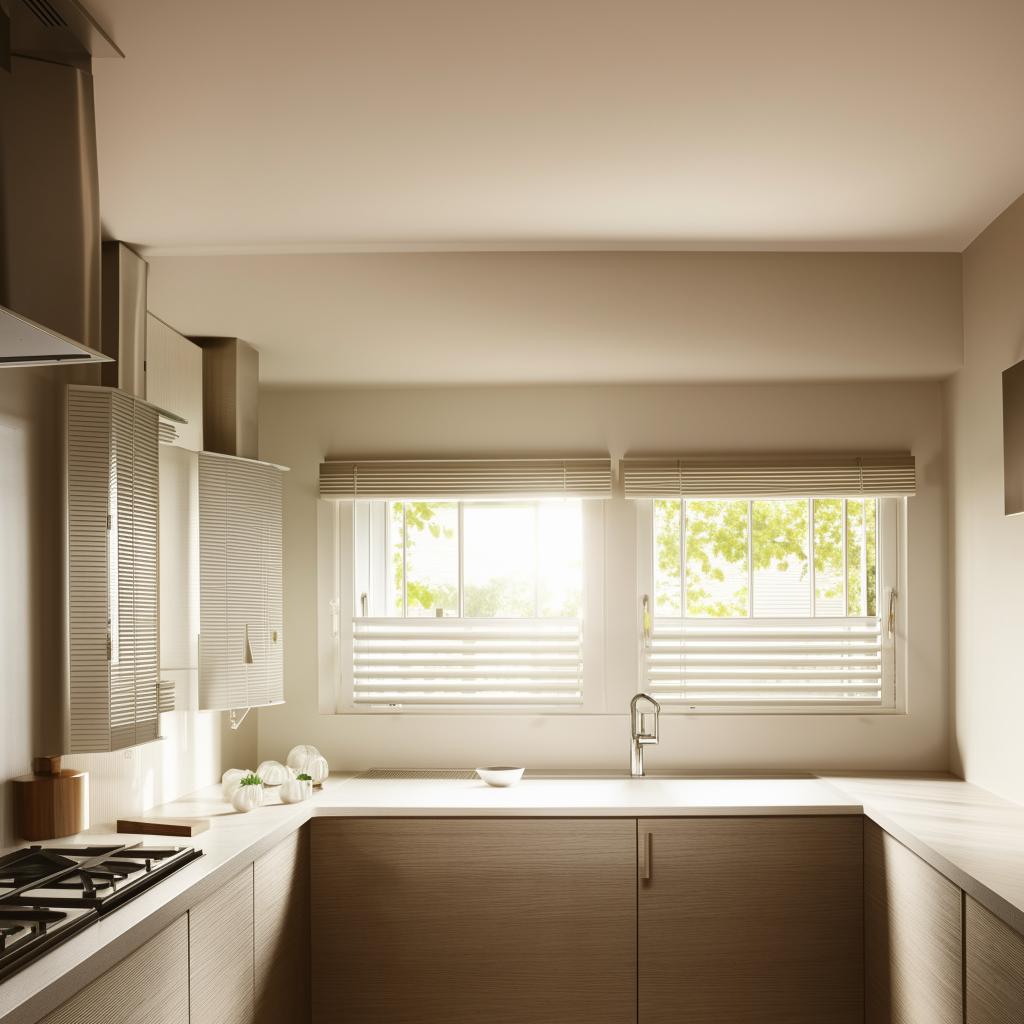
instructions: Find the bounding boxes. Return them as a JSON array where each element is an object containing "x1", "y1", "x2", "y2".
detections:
[{"x1": 0, "y1": 0, "x2": 121, "y2": 367}]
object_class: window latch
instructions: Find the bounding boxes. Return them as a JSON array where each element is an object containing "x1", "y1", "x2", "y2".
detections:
[
  {"x1": 641, "y1": 594, "x2": 652, "y2": 646},
  {"x1": 887, "y1": 589, "x2": 897, "y2": 640}
]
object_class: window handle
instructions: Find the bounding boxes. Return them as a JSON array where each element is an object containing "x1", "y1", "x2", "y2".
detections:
[
  {"x1": 641, "y1": 595, "x2": 652, "y2": 646},
  {"x1": 887, "y1": 589, "x2": 897, "y2": 640}
]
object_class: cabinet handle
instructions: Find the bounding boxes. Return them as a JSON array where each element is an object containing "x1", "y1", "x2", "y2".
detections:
[{"x1": 639, "y1": 830, "x2": 652, "y2": 882}]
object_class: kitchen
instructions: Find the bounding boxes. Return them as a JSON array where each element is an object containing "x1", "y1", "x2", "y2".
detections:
[{"x1": 0, "y1": 0, "x2": 1022, "y2": 1021}]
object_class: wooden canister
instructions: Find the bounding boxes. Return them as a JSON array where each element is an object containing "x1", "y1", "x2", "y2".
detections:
[{"x1": 13, "y1": 756, "x2": 88, "y2": 840}]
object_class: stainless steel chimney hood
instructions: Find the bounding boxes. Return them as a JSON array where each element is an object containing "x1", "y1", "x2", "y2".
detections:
[{"x1": 0, "y1": 0, "x2": 121, "y2": 367}]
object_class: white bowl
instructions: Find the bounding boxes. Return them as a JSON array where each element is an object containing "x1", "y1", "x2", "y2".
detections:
[{"x1": 476, "y1": 766, "x2": 525, "y2": 788}]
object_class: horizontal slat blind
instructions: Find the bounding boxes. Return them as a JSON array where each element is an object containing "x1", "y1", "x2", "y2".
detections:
[
  {"x1": 67, "y1": 388, "x2": 161, "y2": 752},
  {"x1": 199, "y1": 453, "x2": 286, "y2": 711},
  {"x1": 320, "y1": 458, "x2": 612, "y2": 500},
  {"x1": 622, "y1": 454, "x2": 915, "y2": 499},
  {"x1": 645, "y1": 617, "x2": 884, "y2": 708},
  {"x1": 352, "y1": 618, "x2": 583, "y2": 706}
]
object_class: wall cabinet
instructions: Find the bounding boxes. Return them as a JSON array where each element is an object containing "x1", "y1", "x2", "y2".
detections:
[
  {"x1": 146, "y1": 314, "x2": 204, "y2": 452},
  {"x1": 39, "y1": 916, "x2": 188, "y2": 1024},
  {"x1": 311, "y1": 818, "x2": 637, "y2": 1024},
  {"x1": 189, "y1": 864, "x2": 255, "y2": 1024},
  {"x1": 255, "y1": 827, "x2": 310, "y2": 1023},
  {"x1": 966, "y1": 895, "x2": 1024, "y2": 1023},
  {"x1": 198, "y1": 452, "x2": 284, "y2": 712},
  {"x1": 865, "y1": 820, "x2": 962, "y2": 1024},
  {"x1": 66, "y1": 385, "x2": 163, "y2": 752},
  {"x1": 638, "y1": 816, "x2": 862, "y2": 1024}
]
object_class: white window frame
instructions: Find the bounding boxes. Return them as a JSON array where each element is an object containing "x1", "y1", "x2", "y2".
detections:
[
  {"x1": 318, "y1": 497, "x2": 607, "y2": 714},
  {"x1": 635, "y1": 496, "x2": 907, "y2": 714}
]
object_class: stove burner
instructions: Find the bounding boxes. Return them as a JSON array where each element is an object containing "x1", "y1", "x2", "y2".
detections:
[{"x1": 0, "y1": 841, "x2": 202, "y2": 982}]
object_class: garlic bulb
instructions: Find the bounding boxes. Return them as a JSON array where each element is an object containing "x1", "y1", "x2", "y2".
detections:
[
  {"x1": 222, "y1": 768, "x2": 251, "y2": 802},
  {"x1": 231, "y1": 775, "x2": 265, "y2": 813},
  {"x1": 256, "y1": 760, "x2": 290, "y2": 786},
  {"x1": 280, "y1": 774, "x2": 313, "y2": 804},
  {"x1": 286, "y1": 744, "x2": 322, "y2": 771},
  {"x1": 292, "y1": 752, "x2": 329, "y2": 785}
]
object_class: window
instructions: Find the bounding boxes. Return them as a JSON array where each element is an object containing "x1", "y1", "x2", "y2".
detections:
[
  {"x1": 345, "y1": 497, "x2": 590, "y2": 709},
  {"x1": 319, "y1": 457, "x2": 609, "y2": 714},
  {"x1": 641, "y1": 495, "x2": 901, "y2": 711}
]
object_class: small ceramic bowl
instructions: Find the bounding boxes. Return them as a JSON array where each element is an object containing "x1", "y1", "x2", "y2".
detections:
[{"x1": 476, "y1": 766, "x2": 525, "y2": 788}]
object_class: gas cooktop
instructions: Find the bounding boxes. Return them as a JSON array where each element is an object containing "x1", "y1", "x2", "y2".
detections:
[{"x1": 0, "y1": 842, "x2": 202, "y2": 982}]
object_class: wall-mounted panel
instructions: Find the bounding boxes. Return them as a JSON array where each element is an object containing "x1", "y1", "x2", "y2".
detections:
[{"x1": 66, "y1": 385, "x2": 162, "y2": 753}]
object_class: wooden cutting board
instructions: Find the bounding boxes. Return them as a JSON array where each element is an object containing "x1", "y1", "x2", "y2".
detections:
[{"x1": 116, "y1": 817, "x2": 210, "y2": 838}]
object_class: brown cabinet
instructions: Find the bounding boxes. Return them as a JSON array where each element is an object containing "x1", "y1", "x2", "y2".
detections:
[
  {"x1": 255, "y1": 826, "x2": 310, "y2": 1024},
  {"x1": 40, "y1": 917, "x2": 188, "y2": 1024},
  {"x1": 966, "y1": 895, "x2": 1024, "y2": 1023},
  {"x1": 311, "y1": 818, "x2": 637, "y2": 1024},
  {"x1": 865, "y1": 820, "x2": 962, "y2": 1024},
  {"x1": 190, "y1": 864, "x2": 255, "y2": 1024},
  {"x1": 637, "y1": 815, "x2": 863, "y2": 1024}
]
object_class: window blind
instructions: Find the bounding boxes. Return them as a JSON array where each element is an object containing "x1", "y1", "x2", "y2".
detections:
[
  {"x1": 622, "y1": 454, "x2": 915, "y2": 499},
  {"x1": 351, "y1": 618, "x2": 583, "y2": 707},
  {"x1": 644, "y1": 617, "x2": 886, "y2": 709},
  {"x1": 320, "y1": 458, "x2": 612, "y2": 500}
]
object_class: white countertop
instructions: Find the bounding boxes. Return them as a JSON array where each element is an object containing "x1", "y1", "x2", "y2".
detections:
[
  {"x1": 2, "y1": 769, "x2": 1024, "y2": 1023},
  {"x1": 314, "y1": 771, "x2": 860, "y2": 816}
]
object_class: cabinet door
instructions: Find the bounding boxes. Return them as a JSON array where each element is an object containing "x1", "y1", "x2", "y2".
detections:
[
  {"x1": 198, "y1": 453, "x2": 284, "y2": 711},
  {"x1": 865, "y1": 820, "x2": 962, "y2": 1024},
  {"x1": 40, "y1": 917, "x2": 188, "y2": 1024},
  {"x1": 66, "y1": 386, "x2": 160, "y2": 752},
  {"x1": 312, "y1": 818, "x2": 637, "y2": 1024},
  {"x1": 255, "y1": 827, "x2": 310, "y2": 1024},
  {"x1": 966, "y1": 896, "x2": 1024, "y2": 1023},
  {"x1": 190, "y1": 865, "x2": 255, "y2": 1024},
  {"x1": 638, "y1": 816, "x2": 862, "y2": 1024}
]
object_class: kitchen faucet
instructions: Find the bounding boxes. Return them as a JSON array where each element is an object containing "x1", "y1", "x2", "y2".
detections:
[{"x1": 630, "y1": 692, "x2": 661, "y2": 777}]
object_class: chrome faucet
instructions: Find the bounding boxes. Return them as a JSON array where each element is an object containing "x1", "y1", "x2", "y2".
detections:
[{"x1": 630, "y1": 692, "x2": 661, "y2": 777}]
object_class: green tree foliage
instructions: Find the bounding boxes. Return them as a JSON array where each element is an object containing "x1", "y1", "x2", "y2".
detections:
[
  {"x1": 655, "y1": 497, "x2": 878, "y2": 618},
  {"x1": 392, "y1": 500, "x2": 582, "y2": 618},
  {"x1": 391, "y1": 501, "x2": 458, "y2": 614}
]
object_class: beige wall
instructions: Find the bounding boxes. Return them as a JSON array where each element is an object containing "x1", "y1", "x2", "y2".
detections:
[
  {"x1": 0, "y1": 366, "x2": 249, "y2": 847},
  {"x1": 258, "y1": 381, "x2": 949, "y2": 773},
  {"x1": 949, "y1": 192, "x2": 1024, "y2": 802},
  {"x1": 145, "y1": 251, "x2": 964, "y2": 387}
]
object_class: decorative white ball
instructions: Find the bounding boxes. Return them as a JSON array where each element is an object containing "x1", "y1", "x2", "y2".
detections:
[
  {"x1": 280, "y1": 777, "x2": 312, "y2": 804},
  {"x1": 222, "y1": 768, "x2": 251, "y2": 802},
  {"x1": 256, "y1": 760, "x2": 290, "y2": 786},
  {"x1": 295, "y1": 753, "x2": 329, "y2": 785},
  {"x1": 286, "y1": 744, "x2": 322, "y2": 771},
  {"x1": 231, "y1": 780, "x2": 264, "y2": 813}
]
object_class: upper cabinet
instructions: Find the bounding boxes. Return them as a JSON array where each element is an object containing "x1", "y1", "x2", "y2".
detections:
[
  {"x1": 66, "y1": 385, "x2": 163, "y2": 752},
  {"x1": 146, "y1": 314, "x2": 204, "y2": 451},
  {"x1": 198, "y1": 452, "x2": 284, "y2": 712}
]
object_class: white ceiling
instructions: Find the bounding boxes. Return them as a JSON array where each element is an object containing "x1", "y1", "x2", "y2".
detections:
[{"x1": 90, "y1": 0, "x2": 1024, "y2": 252}]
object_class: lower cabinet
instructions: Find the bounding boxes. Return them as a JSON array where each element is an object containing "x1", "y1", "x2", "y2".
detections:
[
  {"x1": 638, "y1": 816, "x2": 863, "y2": 1024},
  {"x1": 966, "y1": 895, "x2": 1024, "y2": 1024},
  {"x1": 189, "y1": 864, "x2": 255, "y2": 1024},
  {"x1": 40, "y1": 916, "x2": 188, "y2": 1024},
  {"x1": 255, "y1": 827, "x2": 311, "y2": 1023},
  {"x1": 311, "y1": 818, "x2": 638, "y2": 1024},
  {"x1": 864, "y1": 820, "x2": 962, "y2": 1024}
]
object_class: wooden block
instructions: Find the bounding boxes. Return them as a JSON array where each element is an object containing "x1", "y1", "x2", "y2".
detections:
[
  {"x1": 117, "y1": 817, "x2": 210, "y2": 837},
  {"x1": 14, "y1": 768, "x2": 87, "y2": 840}
]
